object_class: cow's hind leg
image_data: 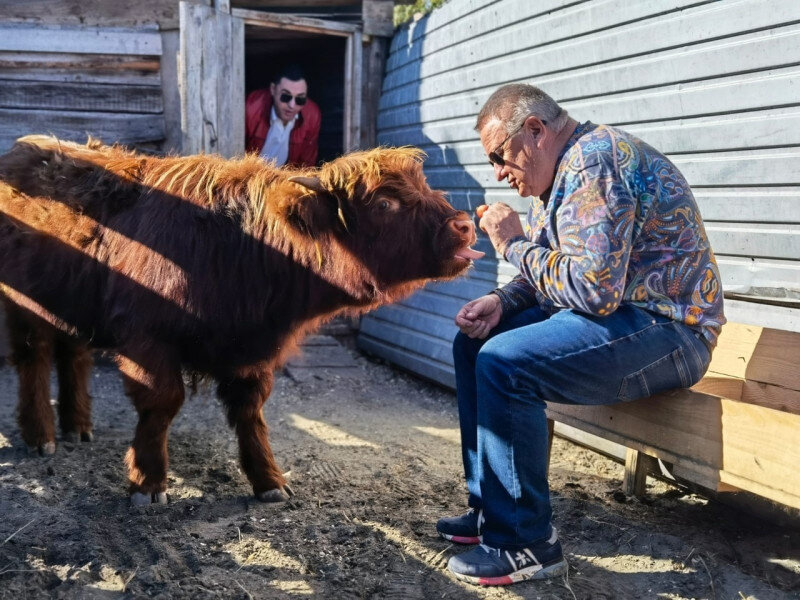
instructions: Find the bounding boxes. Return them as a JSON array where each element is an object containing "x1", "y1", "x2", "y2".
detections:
[
  {"x1": 117, "y1": 352, "x2": 185, "y2": 505},
  {"x1": 6, "y1": 308, "x2": 56, "y2": 455},
  {"x1": 218, "y1": 367, "x2": 290, "y2": 502},
  {"x1": 54, "y1": 338, "x2": 93, "y2": 443}
]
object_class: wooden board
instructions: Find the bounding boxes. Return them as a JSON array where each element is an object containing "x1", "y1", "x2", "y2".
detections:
[
  {"x1": 0, "y1": 25, "x2": 163, "y2": 56},
  {"x1": 0, "y1": 0, "x2": 183, "y2": 29},
  {"x1": 285, "y1": 334, "x2": 361, "y2": 383},
  {"x1": 179, "y1": 2, "x2": 245, "y2": 157},
  {"x1": 0, "y1": 52, "x2": 161, "y2": 86},
  {"x1": 0, "y1": 79, "x2": 163, "y2": 114},
  {"x1": 707, "y1": 322, "x2": 800, "y2": 390},
  {"x1": 0, "y1": 109, "x2": 165, "y2": 153}
]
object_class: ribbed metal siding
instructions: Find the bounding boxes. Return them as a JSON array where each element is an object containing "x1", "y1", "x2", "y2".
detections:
[{"x1": 358, "y1": 0, "x2": 800, "y2": 388}]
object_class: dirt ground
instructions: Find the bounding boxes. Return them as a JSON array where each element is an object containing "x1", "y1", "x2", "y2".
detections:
[{"x1": 0, "y1": 342, "x2": 798, "y2": 600}]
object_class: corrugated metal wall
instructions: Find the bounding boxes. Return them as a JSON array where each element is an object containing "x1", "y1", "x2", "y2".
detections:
[{"x1": 358, "y1": 0, "x2": 800, "y2": 388}]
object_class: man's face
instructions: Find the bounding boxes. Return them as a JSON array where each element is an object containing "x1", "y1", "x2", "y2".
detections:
[
  {"x1": 480, "y1": 118, "x2": 552, "y2": 198},
  {"x1": 270, "y1": 77, "x2": 308, "y2": 125}
]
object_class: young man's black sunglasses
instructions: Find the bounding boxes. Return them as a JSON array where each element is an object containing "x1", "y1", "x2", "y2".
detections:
[{"x1": 279, "y1": 92, "x2": 307, "y2": 106}]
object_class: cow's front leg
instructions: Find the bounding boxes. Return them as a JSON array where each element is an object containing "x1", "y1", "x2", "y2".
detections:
[
  {"x1": 117, "y1": 351, "x2": 185, "y2": 505},
  {"x1": 218, "y1": 367, "x2": 290, "y2": 502},
  {"x1": 6, "y1": 308, "x2": 56, "y2": 455}
]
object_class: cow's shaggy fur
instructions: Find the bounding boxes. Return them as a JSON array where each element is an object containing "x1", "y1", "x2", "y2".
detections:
[{"x1": 0, "y1": 136, "x2": 478, "y2": 504}]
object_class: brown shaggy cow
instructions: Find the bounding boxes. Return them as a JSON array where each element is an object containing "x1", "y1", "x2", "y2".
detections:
[{"x1": 0, "y1": 135, "x2": 483, "y2": 505}]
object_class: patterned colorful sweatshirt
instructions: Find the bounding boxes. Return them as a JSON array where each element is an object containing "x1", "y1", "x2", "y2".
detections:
[{"x1": 494, "y1": 122, "x2": 726, "y2": 347}]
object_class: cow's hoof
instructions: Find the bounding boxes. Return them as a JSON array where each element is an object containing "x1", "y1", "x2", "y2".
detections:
[
  {"x1": 28, "y1": 441, "x2": 56, "y2": 456},
  {"x1": 130, "y1": 491, "x2": 168, "y2": 506},
  {"x1": 256, "y1": 485, "x2": 294, "y2": 503},
  {"x1": 64, "y1": 431, "x2": 93, "y2": 443}
]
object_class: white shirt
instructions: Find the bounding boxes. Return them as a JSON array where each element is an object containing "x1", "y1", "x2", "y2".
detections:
[{"x1": 260, "y1": 107, "x2": 297, "y2": 166}]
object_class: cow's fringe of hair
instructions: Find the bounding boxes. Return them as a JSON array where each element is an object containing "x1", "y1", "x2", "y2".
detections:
[{"x1": 21, "y1": 136, "x2": 428, "y2": 235}]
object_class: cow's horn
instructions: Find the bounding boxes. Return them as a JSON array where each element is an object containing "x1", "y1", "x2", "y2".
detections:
[{"x1": 289, "y1": 176, "x2": 326, "y2": 193}]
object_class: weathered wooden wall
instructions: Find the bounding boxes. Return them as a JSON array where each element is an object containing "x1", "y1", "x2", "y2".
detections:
[
  {"x1": 359, "y1": 0, "x2": 800, "y2": 388},
  {"x1": 0, "y1": 23, "x2": 169, "y2": 154}
]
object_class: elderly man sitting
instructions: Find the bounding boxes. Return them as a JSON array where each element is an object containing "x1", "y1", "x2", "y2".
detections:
[{"x1": 437, "y1": 84, "x2": 725, "y2": 586}]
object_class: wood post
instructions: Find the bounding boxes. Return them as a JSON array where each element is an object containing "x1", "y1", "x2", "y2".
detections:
[{"x1": 624, "y1": 448, "x2": 659, "y2": 497}]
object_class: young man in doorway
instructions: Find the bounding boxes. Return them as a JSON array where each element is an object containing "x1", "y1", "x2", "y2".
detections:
[{"x1": 245, "y1": 64, "x2": 321, "y2": 167}]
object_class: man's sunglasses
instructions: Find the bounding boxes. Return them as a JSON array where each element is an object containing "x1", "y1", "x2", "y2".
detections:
[
  {"x1": 487, "y1": 120, "x2": 546, "y2": 166},
  {"x1": 279, "y1": 92, "x2": 307, "y2": 106}
]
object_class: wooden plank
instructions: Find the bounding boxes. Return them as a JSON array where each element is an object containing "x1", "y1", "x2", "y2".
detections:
[
  {"x1": 362, "y1": 0, "x2": 394, "y2": 37},
  {"x1": 708, "y1": 323, "x2": 800, "y2": 390},
  {"x1": 0, "y1": 25, "x2": 163, "y2": 56},
  {"x1": 159, "y1": 30, "x2": 182, "y2": 153},
  {"x1": 349, "y1": 31, "x2": 362, "y2": 151},
  {"x1": 286, "y1": 345, "x2": 359, "y2": 368},
  {"x1": 0, "y1": 79, "x2": 163, "y2": 113},
  {"x1": 624, "y1": 448, "x2": 658, "y2": 497},
  {"x1": 179, "y1": 1, "x2": 206, "y2": 155},
  {"x1": 0, "y1": 0, "x2": 183, "y2": 29},
  {"x1": 231, "y1": 7, "x2": 358, "y2": 35},
  {"x1": 0, "y1": 109, "x2": 165, "y2": 153},
  {"x1": 546, "y1": 390, "x2": 724, "y2": 468},
  {"x1": 360, "y1": 35, "x2": 389, "y2": 148},
  {"x1": 0, "y1": 51, "x2": 161, "y2": 85},
  {"x1": 201, "y1": 5, "x2": 220, "y2": 154},
  {"x1": 544, "y1": 401, "x2": 723, "y2": 492},
  {"x1": 229, "y1": 16, "x2": 246, "y2": 156},
  {"x1": 718, "y1": 399, "x2": 800, "y2": 508},
  {"x1": 233, "y1": 0, "x2": 361, "y2": 7},
  {"x1": 553, "y1": 422, "x2": 627, "y2": 463}
]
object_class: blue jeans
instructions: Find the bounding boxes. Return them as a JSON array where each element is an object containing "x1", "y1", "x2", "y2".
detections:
[{"x1": 452, "y1": 304, "x2": 711, "y2": 549}]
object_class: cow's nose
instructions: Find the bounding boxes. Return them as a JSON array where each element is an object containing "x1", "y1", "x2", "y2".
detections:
[{"x1": 449, "y1": 218, "x2": 474, "y2": 236}]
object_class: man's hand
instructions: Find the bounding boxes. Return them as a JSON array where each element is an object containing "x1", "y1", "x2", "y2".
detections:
[
  {"x1": 455, "y1": 294, "x2": 503, "y2": 339},
  {"x1": 477, "y1": 203, "x2": 524, "y2": 255}
]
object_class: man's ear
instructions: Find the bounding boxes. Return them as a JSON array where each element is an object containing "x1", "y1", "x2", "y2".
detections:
[{"x1": 524, "y1": 115, "x2": 546, "y2": 143}]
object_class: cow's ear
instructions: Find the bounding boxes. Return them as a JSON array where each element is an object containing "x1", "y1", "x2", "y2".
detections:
[
  {"x1": 285, "y1": 180, "x2": 337, "y2": 235},
  {"x1": 289, "y1": 176, "x2": 326, "y2": 194}
]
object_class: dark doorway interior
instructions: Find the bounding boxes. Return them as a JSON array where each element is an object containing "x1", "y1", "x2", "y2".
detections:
[{"x1": 245, "y1": 26, "x2": 347, "y2": 165}]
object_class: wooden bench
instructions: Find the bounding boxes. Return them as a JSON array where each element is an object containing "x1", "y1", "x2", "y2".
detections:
[{"x1": 545, "y1": 322, "x2": 800, "y2": 512}]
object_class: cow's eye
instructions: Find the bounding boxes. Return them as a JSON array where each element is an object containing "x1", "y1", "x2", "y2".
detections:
[{"x1": 377, "y1": 199, "x2": 390, "y2": 211}]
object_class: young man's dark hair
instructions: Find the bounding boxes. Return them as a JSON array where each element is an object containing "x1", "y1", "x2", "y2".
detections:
[{"x1": 271, "y1": 64, "x2": 307, "y2": 85}]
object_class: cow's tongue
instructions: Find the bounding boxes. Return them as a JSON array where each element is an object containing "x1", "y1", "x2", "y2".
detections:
[{"x1": 455, "y1": 246, "x2": 485, "y2": 260}]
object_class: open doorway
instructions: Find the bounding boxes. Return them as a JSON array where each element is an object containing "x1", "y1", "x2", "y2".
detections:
[
  {"x1": 244, "y1": 27, "x2": 346, "y2": 164},
  {"x1": 179, "y1": 2, "x2": 362, "y2": 159}
]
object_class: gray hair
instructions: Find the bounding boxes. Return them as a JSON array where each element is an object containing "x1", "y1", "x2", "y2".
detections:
[{"x1": 475, "y1": 84, "x2": 568, "y2": 134}]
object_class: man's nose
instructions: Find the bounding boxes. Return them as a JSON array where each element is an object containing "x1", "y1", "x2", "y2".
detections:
[{"x1": 494, "y1": 162, "x2": 506, "y2": 181}]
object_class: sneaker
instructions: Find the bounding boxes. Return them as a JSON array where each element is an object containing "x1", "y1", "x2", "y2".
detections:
[
  {"x1": 436, "y1": 508, "x2": 484, "y2": 544},
  {"x1": 447, "y1": 527, "x2": 568, "y2": 586}
]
